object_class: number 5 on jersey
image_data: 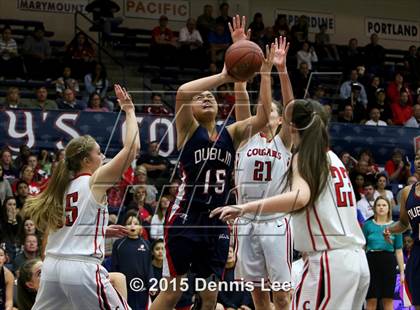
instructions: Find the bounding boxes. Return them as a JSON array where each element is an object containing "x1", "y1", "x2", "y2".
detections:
[{"x1": 65, "y1": 192, "x2": 79, "y2": 226}]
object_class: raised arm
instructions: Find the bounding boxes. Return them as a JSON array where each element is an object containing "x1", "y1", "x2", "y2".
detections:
[
  {"x1": 274, "y1": 36, "x2": 294, "y2": 148},
  {"x1": 211, "y1": 155, "x2": 310, "y2": 221},
  {"x1": 90, "y1": 85, "x2": 140, "y2": 201},
  {"x1": 175, "y1": 71, "x2": 235, "y2": 149},
  {"x1": 228, "y1": 43, "x2": 275, "y2": 149}
]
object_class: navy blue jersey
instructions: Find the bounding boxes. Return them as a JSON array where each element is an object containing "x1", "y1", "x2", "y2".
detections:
[
  {"x1": 406, "y1": 183, "x2": 420, "y2": 244},
  {"x1": 176, "y1": 125, "x2": 235, "y2": 211}
]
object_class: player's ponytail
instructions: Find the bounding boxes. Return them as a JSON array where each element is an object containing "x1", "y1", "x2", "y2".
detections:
[
  {"x1": 24, "y1": 135, "x2": 97, "y2": 232},
  {"x1": 286, "y1": 99, "x2": 330, "y2": 208}
]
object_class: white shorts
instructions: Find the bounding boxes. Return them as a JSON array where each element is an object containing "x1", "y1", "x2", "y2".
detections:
[
  {"x1": 234, "y1": 216, "x2": 292, "y2": 287},
  {"x1": 32, "y1": 255, "x2": 131, "y2": 310},
  {"x1": 292, "y1": 248, "x2": 370, "y2": 310}
]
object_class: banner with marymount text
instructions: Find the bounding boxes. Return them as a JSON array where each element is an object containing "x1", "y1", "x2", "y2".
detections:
[{"x1": 16, "y1": 0, "x2": 88, "y2": 14}]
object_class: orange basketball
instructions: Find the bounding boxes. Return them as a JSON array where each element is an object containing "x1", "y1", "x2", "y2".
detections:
[{"x1": 225, "y1": 40, "x2": 264, "y2": 81}]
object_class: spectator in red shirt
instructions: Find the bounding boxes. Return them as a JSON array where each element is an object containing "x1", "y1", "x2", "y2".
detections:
[
  {"x1": 150, "y1": 15, "x2": 177, "y2": 65},
  {"x1": 142, "y1": 93, "x2": 171, "y2": 115},
  {"x1": 386, "y1": 72, "x2": 413, "y2": 105},
  {"x1": 216, "y1": 84, "x2": 235, "y2": 119},
  {"x1": 385, "y1": 149, "x2": 410, "y2": 184},
  {"x1": 391, "y1": 89, "x2": 413, "y2": 125},
  {"x1": 12, "y1": 165, "x2": 41, "y2": 196}
]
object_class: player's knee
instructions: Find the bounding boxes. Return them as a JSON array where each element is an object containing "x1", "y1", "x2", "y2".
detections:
[
  {"x1": 273, "y1": 291, "x2": 290, "y2": 309},
  {"x1": 200, "y1": 298, "x2": 217, "y2": 310}
]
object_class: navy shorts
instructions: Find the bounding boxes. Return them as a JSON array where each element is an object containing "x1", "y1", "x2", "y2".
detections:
[
  {"x1": 406, "y1": 244, "x2": 420, "y2": 305},
  {"x1": 163, "y1": 207, "x2": 230, "y2": 280}
]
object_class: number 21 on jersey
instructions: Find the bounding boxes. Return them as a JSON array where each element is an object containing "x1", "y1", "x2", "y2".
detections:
[{"x1": 330, "y1": 166, "x2": 354, "y2": 208}]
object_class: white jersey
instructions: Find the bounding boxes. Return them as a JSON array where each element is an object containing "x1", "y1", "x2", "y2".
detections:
[
  {"x1": 293, "y1": 151, "x2": 366, "y2": 252},
  {"x1": 235, "y1": 133, "x2": 291, "y2": 220},
  {"x1": 46, "y1": 174, "x2": 108, "y2": 261}
]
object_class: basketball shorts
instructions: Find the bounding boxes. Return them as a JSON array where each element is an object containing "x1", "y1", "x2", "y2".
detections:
[
  {"x1": 406, "y1": 243, "x2": 420, "y2": 305},
  {"x1": 234, "y1": 216, "x2": 292, "y2": 287},
  {"x1": 163, "y1": 206, "x2": 230, "y2": 280},
  {"x1": 32, "y1": 255, "x2": 130, "y2": 310},
  {"x1": 292, "y1": 247, "x2": 370, "y2": 310}
]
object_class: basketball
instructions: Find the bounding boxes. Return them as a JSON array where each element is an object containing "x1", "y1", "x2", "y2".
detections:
[{"x1": 225, "y1": 40, "x2": 264, "y2": 82}]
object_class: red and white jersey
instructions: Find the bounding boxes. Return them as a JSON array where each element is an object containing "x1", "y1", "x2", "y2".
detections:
[
  {"x1": 235, "y1": 133, "x2": 291, "y2": 220},
  {"x1": 293, "y1": 151, "x2": 366, "y2": 252},
  {"x1": 46, "y1": 174, "x2": 108, "y2": 261}
]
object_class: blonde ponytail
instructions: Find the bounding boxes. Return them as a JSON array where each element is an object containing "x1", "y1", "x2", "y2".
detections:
[{"x1": 24, "y1": 135, "x2": 97, "y2": 232}]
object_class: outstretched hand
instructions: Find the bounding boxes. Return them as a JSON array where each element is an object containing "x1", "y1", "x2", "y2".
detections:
[
  {"x1": 229, "y1": 14, "x2": 251, "y2": 43},
  {"x1": 273, "y1": 36, "x2": 290, "y2": 70},
  {"x1": 106, "y1": 225, "x2": 129, "y2": 238},
  {"x1": 114, "y1": 84, "x2": 135, "y2": 112},
  {"x1": 210, "y1": 205, "x2": 244, "y2": 222},
  {"x1": 260, "y1": 42, "x2": 276, "y2": 74}
]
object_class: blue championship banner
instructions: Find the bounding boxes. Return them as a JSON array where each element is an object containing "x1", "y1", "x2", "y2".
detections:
[{"x1": 0, "y1": 109, "x2": 418, "y2": 164}]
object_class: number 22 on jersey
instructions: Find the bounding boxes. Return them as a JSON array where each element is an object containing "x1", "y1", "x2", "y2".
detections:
[{"x1": 330, "y1": 166, "x2": 354, "y2": 208}]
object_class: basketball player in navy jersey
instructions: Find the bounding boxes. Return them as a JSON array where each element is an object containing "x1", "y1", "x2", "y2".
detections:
[
  {"x1": 385, "y1": 149, "x2": 420, "y2": 309},
  {"x1": 150, "y1": 32, "x2": 278, "y2": 310}
]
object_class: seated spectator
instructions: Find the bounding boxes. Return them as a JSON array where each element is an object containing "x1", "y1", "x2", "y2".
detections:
[
  {"x1": 15, "y1": 180, "x2": 28, "y2": 213},
  {"x1": 391, "y1": 89, "x2": 413, "y2": 125},
  {"x1": 1, "y1": 197, "x2": 20, "y2": 247},
  {"x1": 337, "y1": 103, "x2": 355, "y2": 123},
  {"x1": 150, "y1": 195, "x2": 170, "y2": 241},
  {"x1": 340, "y1": 69, "x2": 368, "y2": 106},
  {"x1": 315, "y1": 24, "x2": 339, "y2": 61},
  {"x1": 365, "y1": 108, "x2": 387, "y2": 126},
  {"x1": 38, "y1": 149, "x2": 52, "y2": 177},
  {"x1": 84, "y1": 62, "x2": 113, "y2": 110},
  {"x1": 385, "y1": 149, "x2": 410, "y2": 184},
  {"x1": 196, "y1": 4, "x2": 216, "y2": 44},
  {"x1": 13, "y1": 234, "x2": 39, "y2": 274},
  {"x1": 0, "y1": 25, "x2": 24, "y2": 79},
  {"x1": 272, "y1": 14, "x2": 290, "y2": 38},
  {"x1": 340, "y1": 151, "x2": 356, "y2": 173},
  {"x1": 343, "y1": 38, "x2": 364, "y2": 71},
  {"x1": 54, "y1": 67, "x2": 80, "y2": 98},
  {"x1": 350, "y1": 159, "x2": 376, "y2": 185},
  {"x1": 364, "y1": 33, "x2": 385, "y2": 75},
  {"x1": 22, "y1": 26, "x2": 52, "y2": 80},
  {"x1": 129, "y1": 165, "x2": 158, "y2": 207},
  {"x1": 311, "y1": 84, "x2": 330, "y2": 105},
  {"x1": 85, "y1": 0, "x2": 123, "y2": 37},
  {"x1": 0, "y1": 247, "x2": 14, "y2": 310},
  {"x1": 366, "y1": 76, "x2": 381, "y2": 105},
  {"x1": 0, "y1": 165, "x2": 12, "y2": 205},
  {"x1": 404, "y1": 103, "x2": 420, "y2": 128},
  {"x1": 0, "y1": 87, "x2": 23, "y2": 110},
  {"x1": 386, "y1": 72, "x2": 413, "y2": 106},
  {"x1": 142, "y1": 93, "x2": 170, "y2": 115},
  {"x1": 23, "y1": 86, "x2": 57, "y2": 110},
  {"x1": 1, "y1": 149, "x2": 18, "y2": 182},
  {"x1": 57, "y1": 88, "x2": 86, "y2": 110},
  {"x1": 12, "y1": 165, "x2": 41, "y2": 196},
  {"x1": 356, "y1": 182, "x2": 376, "y2": 220},
  {"x1": 84, "y1": 93, "x2": 109, "y2": 112},
  {"x1": 65, "y1": 32, "x2": 96, "y2": 78},
  {"x1": 125, "y1": 185, "x2": 153, "y2": 224},
  {"x1": 404, "y1": 45, "x2": 419, "y2": 83},
  {"x1": 216, "y1": 84, "x2": 235, "y2": 119},
  {"x1": 339, "y1": 83, "x2": 367, "y2": 123},
  {"x1": 208, "y1": 22, "x2": 230, "y2": 64},
  {"x1": 18, "y1": 218, "x2": 39, "y2": 247},
  {"x1": 375, "y1": 174, "x2": 395, "y2": 208},
  {"x1": 367, "y1": 88, "x2": 393, "y2": 125},
  {"x1": 359, "y1": 149, "x2": 379, "y2": 175},
  {"x1": 215, "y1": 2, "x2": 233, "y2": 32},
  {"x1": 290, "y1": 15, "x2": 309, "y2": 49},
  {"x1": 137, "y1": 141, "x2": 171, "y2": 188},
  {"x1": 26, "y1": 153, "x2": 46, "y2": 182},
  {"x1": 13, "y1": 145, "x2": 31, "y2": 172},
  {"x1": 150, "y1": 15, "x2": 177, "y2": 66},
  {"x1": 178, "y1": 18, "x2": 206, "y2": 68},
  {"x1": 260, "y1": 26, "x2": 275, "y2": 47},
  {"x1": 216, "y1": 246, "x2": 253, "y2": 309},
  {"x1": 352, "y1": 173, "x2": 365, "y2": 201},
  {"x1": 111, "y1": 212, "x2": 153, "y2": 310},
  {"x1": 164, "y1": 179, "x2": 180, "y2": 204},
  {"x1": 17, "y1": 259, "x2": 42, "y2": 310},
  {"x1": 296, "y1": 41, "x2": 318, "y2": 70},
  {"x1": 249, "y1": 13, "x2": 265, "y2": 44},
  {"x1": 292, "y1": 62, "x2": 311, "y2": 99}
]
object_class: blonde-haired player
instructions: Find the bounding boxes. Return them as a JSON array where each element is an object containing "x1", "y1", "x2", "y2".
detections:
[
  {"x1": 230, "y1": 17, "x2": 294, "y2": 310},
  {"x1": 25, "y1": 85, "x2": 139, "y2": 309},
  {"x1": 212, "y1": 99, "x2": 370, "y2": 309}
]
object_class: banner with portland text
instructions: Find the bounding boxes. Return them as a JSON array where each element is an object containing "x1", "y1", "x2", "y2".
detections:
[
  {"x1": 365, "y1": 17, "x2": 419, "y2": 41},
  {"x1": 0, "y1": 109, "x2": 418, "y2": 164}
]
